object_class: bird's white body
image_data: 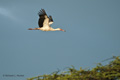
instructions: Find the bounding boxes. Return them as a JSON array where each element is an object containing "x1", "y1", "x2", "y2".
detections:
[
  {"x1": 34, "y1": 27, "x2": 62, "y2": 31},
  {"x1": 39, "y1": 26, "x2": 53, "y2": 31},
  {"x1": 28, "y1": 9, "x2": 65, "y2": 32}
]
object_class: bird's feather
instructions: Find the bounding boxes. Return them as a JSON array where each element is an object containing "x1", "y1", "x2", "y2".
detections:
[
  {"x1": 38, "y1": 9, "x2": 48, "y2": 28},
  {"x1": 49, "y1": 15, "x2": 54, "y2": 25}
]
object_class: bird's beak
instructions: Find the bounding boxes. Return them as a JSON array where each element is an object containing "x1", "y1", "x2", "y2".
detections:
[{"x1": 60, "y1": 29, "x2": 66, "y2": 32}]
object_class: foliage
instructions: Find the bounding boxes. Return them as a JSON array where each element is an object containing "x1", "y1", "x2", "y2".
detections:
[{"x1": 27, "y1": 56, "x2": 120, "y2": 80}]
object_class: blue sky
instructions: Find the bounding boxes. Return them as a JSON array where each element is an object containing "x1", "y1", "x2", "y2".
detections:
[{"x1": 0, "y1": 0, "x2": 120, "y2": 80}]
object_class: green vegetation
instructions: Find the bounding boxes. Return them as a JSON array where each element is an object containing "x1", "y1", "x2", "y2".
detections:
[{"x1": 27, "y1": 56, "x2": 120, "y2": 80}]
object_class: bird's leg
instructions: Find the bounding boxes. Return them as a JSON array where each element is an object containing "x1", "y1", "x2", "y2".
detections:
[
  {"x1": 28, "y1": 28, "x2": 40, "y2": 30},
  {"x1": 34, "y1": 28, "x2": 41, "y2": 30},
  {"x1": 28, "y1": 28, "x2": 34, "y2": 30}
]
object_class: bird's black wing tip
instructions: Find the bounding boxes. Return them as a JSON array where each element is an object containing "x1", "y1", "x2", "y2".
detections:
[
  {"x1": 38, "y1": 8, "x2": 47, "y2": 17},
  {"x1": 49, "y1": 15, "x2": 53, "y2": 22}
]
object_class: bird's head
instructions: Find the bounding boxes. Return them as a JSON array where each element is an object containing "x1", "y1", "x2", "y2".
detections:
[{"x1": 57, "y1": 28, "x2": 66, "y2": 32}]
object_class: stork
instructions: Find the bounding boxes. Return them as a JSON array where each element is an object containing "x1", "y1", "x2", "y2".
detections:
[{"x1": 28, "y1": 9, "x2": 66, "y2": 32}]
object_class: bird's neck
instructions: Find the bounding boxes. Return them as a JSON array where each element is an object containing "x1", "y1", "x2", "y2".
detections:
[{"x1": 52, "y1": 28, "x2": 60, "y2": 31}]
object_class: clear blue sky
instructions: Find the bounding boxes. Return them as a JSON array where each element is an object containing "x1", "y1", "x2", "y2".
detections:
[{"x1": 0, "y1": 0, "x2": 120, "y2": 80}]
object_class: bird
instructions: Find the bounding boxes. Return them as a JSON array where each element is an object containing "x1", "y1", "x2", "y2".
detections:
[{"x1": 28, "y1": 9, "x2": 66, "y2": 32}]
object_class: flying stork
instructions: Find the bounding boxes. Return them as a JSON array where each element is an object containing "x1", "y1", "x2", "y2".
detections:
[{"x1": 28, "y1": 9, "x2": 66, "y2": 32}]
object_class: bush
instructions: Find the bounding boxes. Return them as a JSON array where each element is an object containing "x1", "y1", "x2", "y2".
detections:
[{"x1": 27, "y1": 56, "x2": 120, "y2": 80}]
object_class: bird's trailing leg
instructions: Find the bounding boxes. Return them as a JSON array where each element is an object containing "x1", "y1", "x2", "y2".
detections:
[
  {"x1": 28, "y1": 28, "x2": 34, "y2": 30},
  {"x1": 28, "y1": 28, "x2": 40, "y2": 30}
]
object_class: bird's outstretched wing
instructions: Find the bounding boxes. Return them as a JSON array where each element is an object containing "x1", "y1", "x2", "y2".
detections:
[
  {"x1": 49, "y1": 15, "x2": 54, "y2": 25},
  {"x1": 38, "y1": 9, "x2": 48, "y2": 28}
]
